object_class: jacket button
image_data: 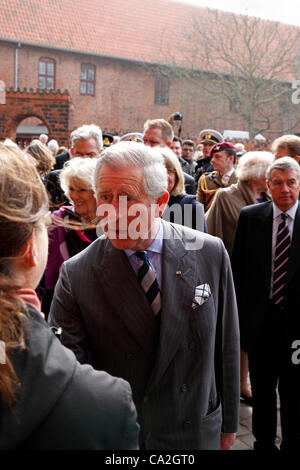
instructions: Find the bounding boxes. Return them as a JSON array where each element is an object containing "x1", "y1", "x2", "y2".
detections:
[
  {"x1": 181, "y1": 384, "x2": 188, "y2": 392},
  {"x1": 143, "y1": 395, "x2": 149, "y2": 403}
]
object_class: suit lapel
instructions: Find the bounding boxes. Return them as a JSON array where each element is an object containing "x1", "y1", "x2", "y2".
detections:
[
  {"x1": 146, "y1": 221, "x2": 197, "y2": 393},
  {"x1": 259, "y1": 202, "x2": 273, "y2": 288},
  {"x1": 91, "y1": 242, "x2": 159, "y2": 358}
]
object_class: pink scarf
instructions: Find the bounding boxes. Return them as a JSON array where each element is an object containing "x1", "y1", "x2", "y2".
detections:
[{"x1": 15, "y1": 289, "x2": 45, "y2": 318}]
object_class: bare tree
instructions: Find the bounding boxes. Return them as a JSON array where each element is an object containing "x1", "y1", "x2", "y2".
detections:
[
  {"x1": 140, "y1": 8, "x2": 300, "y2": 139},
  {"x1": 175, "y1": 9, "x2": 300, "y2": 138}
]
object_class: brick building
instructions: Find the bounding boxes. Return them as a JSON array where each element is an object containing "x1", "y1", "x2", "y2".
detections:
[{"x1": 0, "y1": 0, "x2": 300, "y2": 146}]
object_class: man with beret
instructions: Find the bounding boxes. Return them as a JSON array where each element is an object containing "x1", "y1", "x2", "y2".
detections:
[
  {"x1": 196, "y1": 142, "x2": 238, "y2": 212},
  {"x1": 194, "y1": 129, "x2": 224, "y2": 182}
]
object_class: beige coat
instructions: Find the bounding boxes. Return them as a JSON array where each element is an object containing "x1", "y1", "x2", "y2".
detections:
[
  {"x1": 196, "y1": 171, "x2": 238, "y2": 212},
  {"x1": 206, "y1": 180, "x2": 271, "y2": 256}
]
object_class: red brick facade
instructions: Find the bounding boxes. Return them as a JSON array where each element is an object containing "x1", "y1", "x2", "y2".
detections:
[
  {"x1": 0, "y1": 86, "x2": 70, "y2": 146},
  {"x1": 1, "y1": 0, "x2": 300, "y2": 146},
  {"x1": 0, "y1": 40, "x2": 299, "y2": 146},
  {"x1": 0, "y1": 41, "x2": 256, "y2": 144}
]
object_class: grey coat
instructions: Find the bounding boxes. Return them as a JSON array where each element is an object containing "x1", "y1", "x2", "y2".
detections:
[
  {"x1": 0, "y1": 305, "x2": 139, "y2": 450},
  {"x1": 49, "y1": 220, "x2": 240, "y2": 450}
]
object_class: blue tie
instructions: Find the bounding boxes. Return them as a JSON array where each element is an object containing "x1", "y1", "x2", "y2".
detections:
[
  {"x1": 272, "y1": 213, "x2": 291, "y2": 305},
  {"x1": 134, "y1": 251, "x2": 161, "y2": 316}
]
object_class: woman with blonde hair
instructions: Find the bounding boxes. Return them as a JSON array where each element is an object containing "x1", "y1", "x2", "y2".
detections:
[
  {"x1": 159, "y1": 147, "x2": 206, "y2": 232},
  {"x1": 42, "y1": 157, "x2": 98, "y2": 316},
  {"x1": 0, "y1": 144, "x2": 139, "y2": 449},
  {"x1": 25, "y1": 139, "x2": 56, "y2": 177}
]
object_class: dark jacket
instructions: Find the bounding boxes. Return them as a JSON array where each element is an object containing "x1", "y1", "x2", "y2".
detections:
[
  {"x1": 231, "y1": 201, "x2": 300, "y2": 354},
  {"x1": 54, "y1": 150, "x2": 70, "y2": 170},
  {"x1": 43, "y1": 169, "x2": 68, "y2": 209},
  {"x1": 194, "y1": 157, "x2": 214, "y2": 182},
  {"x1": 0, "y1": 304, "x2": 139, "y2": 450},
  {"x1": 183, "y1": 172, "x2": 196, "y2": 195},
  {"x1": 163, "y1": 194, "x2": 206, "y2": 232}
]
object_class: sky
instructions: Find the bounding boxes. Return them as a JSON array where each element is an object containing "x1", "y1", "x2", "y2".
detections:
[{"x1": 171, "y1": 0, "x2": 300, "y2": 27}]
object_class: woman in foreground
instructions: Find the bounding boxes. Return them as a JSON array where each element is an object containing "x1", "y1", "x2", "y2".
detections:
[{"x1": 0, "y1": 144, "x2": 139, "y2": 450}]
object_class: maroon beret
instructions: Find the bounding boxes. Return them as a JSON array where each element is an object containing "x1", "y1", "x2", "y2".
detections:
[{"x1": 210, "y1": 141, "x2": 236, "y2": 156}]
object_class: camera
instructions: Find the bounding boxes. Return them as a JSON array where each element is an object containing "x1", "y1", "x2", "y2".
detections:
[{"x1": 173, "y1": 112, "x2": 182, "y2": 121}]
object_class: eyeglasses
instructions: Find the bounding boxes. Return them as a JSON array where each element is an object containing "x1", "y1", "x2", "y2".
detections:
[{"x1": 167, "y1": 168, "x2": 176, "y2": 175}]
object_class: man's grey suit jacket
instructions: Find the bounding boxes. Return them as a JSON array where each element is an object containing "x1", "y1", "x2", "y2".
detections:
[{"x1": 49, "y1": 220, "x2": 240, "y2": 450}]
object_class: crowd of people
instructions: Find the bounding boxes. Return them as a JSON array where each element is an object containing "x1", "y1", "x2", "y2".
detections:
[{"x1": 0, "y1": 119, "x2": 300, "y2": 451}]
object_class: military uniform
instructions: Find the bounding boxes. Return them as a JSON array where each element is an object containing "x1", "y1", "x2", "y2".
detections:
[
  {"x1": 195, "y1": 129, "x2": 224, "y2": 181},
  {"x1": 197, "y1": 170, "x2": 237, "y2": 212},
  {"x1": 196, "y1": 141, "x2": 238, "y2": 212}
]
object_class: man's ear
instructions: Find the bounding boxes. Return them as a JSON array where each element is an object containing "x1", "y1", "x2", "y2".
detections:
[
  {"x1": 70, "y1": 147, "x2": 75, "y2": 156},
  {"x1": 166, "y1": 141, "x2": 172, "y2": 148},
  {"x1": 155, "y1": 191, "x2": 169, "y2": 217}
]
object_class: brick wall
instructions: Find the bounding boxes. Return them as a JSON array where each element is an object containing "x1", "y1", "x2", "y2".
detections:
[
  {"x1": 0, "y1": 89, "x2": 70, "y2": 146},
  {"x1": 1, "y1": 40, "x2": 300, "y2": 144}
]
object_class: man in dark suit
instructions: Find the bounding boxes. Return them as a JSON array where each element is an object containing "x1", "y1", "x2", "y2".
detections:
[
  {"x1": 54, "y1": 149, "x2": 71, "y2": 170},
  {"x1": 49, "y1": 141, "x2": 240, "y2": 450},
  {"x1": 231, "y1": 156, "x2": 300, "y2": 451}
]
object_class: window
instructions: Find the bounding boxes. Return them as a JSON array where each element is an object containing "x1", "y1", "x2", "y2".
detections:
[
  {"x1": 155, "y1": 76, "x2": 169, "y2": 105},
  {"x1": 80, "y1": 64, "x2": 95, "y2": 95},
  {"x1": 38, "y1": 58, "x2": 55, "y2": 90}
]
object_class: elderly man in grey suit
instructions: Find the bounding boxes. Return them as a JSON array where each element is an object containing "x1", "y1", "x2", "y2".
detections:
[{"x1": 49, "y1": 141, "x2": 240, "y2": 450}]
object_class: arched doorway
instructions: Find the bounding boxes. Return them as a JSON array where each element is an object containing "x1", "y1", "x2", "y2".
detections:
[
  {"x1": 0, "y1": 88, "x2": 70, "y2": 147},
  {"x1": 16, "y1": 116, "x2": 49, "y2": 148}
]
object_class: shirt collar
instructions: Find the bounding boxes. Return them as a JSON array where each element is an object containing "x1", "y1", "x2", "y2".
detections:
[
  {"x1": 225, "y1": 167, "x2": 235, "y2": 178},
  {"x1": 125, "y1": 219, "x2": 163, "y2": 257},
  {"x1": 273, "y1": 200, "x2": 299, "y2": 220}
]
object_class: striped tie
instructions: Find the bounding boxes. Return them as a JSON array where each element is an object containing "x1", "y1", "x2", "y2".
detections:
[
  {"x1": 272, "y1": 213, "x2": 291, "y2": 306},
  {"x1": 134, "y1": 251, "x2": 161, "y2": 316}
]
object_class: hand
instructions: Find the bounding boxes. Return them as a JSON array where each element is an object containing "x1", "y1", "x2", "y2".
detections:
[
  {"x1": 168, "y1": 114, "x2": 175, "y2": 125},
  {"x1": 220, "y1": 433, "x2": 236, "y2": 450}
]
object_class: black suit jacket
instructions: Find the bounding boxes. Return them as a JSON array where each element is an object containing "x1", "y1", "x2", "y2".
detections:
[
  {"x1": 231, "y1": 201, "x2": 300, "y2": 354},
  {"x1": 54, "y1": 150, "x2": 70, "y2": 170},
  {"x1": 183, "y1": 172, "x2": 196, "y2": 195}
]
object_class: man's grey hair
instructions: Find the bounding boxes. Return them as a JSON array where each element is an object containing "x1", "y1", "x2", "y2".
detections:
[
  {"x1": 266, "y1": 156, "x2": 300, "y2": 181},
  {"x1": 71, "y1": 124, "x2": 103, "y2": 152},
  {"x1": 94, "y1": 141, "x2": 168, "y2": 202},
  {"x1": 60, "y1": 157, "x2": 98, "y2": 199},
  {"x1": 39, "y1": 133, "x2": 48, "y2": 144},
  {"x1": 236, "y1": 151, "x2": 274, "y2": 182},
  {"x1": 47, "y1": 139, "x2": 59, "y2": 154}
]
